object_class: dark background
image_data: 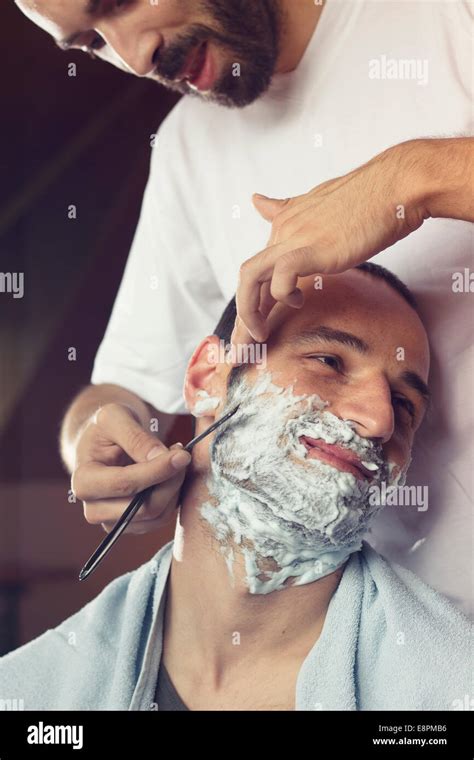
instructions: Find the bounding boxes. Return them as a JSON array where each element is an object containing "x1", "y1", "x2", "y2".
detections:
[{"x1": 0, "y1": 2, "x2": 191, "y2": 653}]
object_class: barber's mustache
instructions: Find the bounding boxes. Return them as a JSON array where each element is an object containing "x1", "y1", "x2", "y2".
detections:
[
  {"x1": 153, "y1": 25, "x2": 262, "y2": 80},
  {"x1": 153, "y1": 33, "x2": 206, "y2": 80},
  {"x1": 153, "y1": 24, "x2": 221, "y2": 80}
]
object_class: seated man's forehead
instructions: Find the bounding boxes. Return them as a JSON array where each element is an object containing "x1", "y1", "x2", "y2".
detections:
[
  {"x1": 300, "y1": 269, "x2": 417, "y2": 325},
  {"x1": 272, "y1": 270, "x2": 430, "y2": 374},
  {"x1": 303, "y1": 268, "x2": 396, "y2": 303}
]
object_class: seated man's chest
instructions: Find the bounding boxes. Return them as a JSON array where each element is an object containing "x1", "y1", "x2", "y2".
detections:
[{"x1": 159, "y1": 656, "x2": 300, "y2": 711}]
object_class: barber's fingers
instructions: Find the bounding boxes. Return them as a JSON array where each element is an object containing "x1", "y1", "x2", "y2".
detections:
[
  {"x1": 267, "y1": 245, "x2": 323, "y2": 313},
  {"x1": 72, "y1": 445, "x2": 190, "y2": 502},
  {"x1": 90, "y1": 402, "x2": 168, "y2": 463},
  {"x1": 229, "y1": 281, "x2": 276, "y2": 366},
  {"x1": 100, "y1": 512, "x2": 176, "y2": 536},
  {"x1": 236, "y1": 238, "x2": 310, "y2": 342},
  {"x1": 236, "y1": 246, "x2": 280, "y2": 342},
  {"x1": 259, "y1": 279, "x2": 278, "y2": 321},
  {"x1": 230, "y1": 316, "x2": 254, "y2": 359},
  {"x1": 82, "y1": 468, "x2": 186, "y2": 532}
]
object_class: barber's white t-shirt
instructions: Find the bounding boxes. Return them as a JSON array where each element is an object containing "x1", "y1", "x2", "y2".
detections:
[{"x1": 91, "y1": 0, "x2": 473, "y2": 614}]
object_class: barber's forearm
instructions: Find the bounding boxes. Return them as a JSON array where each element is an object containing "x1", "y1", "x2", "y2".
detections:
[
  {"x1": 412, "y1": 137, "x2": 474, "y2": 222},
  {"x1": 59, "y1": 383, "x2": 174, "y2": 473}
]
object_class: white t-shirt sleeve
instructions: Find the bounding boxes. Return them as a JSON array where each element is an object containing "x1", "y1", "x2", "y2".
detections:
[{"x1": 90, "y1": 109, "x2": 227, "y2": 414}]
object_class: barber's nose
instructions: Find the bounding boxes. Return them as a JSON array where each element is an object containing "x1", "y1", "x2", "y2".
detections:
[
  {"x1": 333, "y1": 377, "x2": 395, "y2": 443},
  {"x1": 98, "y1": 21, "x2": 163, "y2": 76}
]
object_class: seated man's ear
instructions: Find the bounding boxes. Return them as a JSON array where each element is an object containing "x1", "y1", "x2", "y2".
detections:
[{"x1": 184, "y1": 336, "x2": 226, "y2": 418}]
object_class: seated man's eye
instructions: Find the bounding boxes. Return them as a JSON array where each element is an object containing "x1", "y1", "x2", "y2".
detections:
[
  {"x1": 393, "y1": 395, "x2": 416, "y2": 420},
  {"x1": 311, "y1": 355, "x2": 341, "y2": 371}
]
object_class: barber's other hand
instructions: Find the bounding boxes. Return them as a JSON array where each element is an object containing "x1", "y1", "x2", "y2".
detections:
[
  {"x1": 71, "y1": 403, "x2": 191, "y2": 534},
  {"x1": 233, "y1": 139, "x2": 429, "y2": 345}
]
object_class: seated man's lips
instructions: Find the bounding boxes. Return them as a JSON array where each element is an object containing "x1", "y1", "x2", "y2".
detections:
[{"x1": 299, "y1": 436, "x2": 375, "y2": 481}]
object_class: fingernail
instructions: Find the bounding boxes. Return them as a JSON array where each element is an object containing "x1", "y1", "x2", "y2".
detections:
[
  {"x1": 288, "y1": 288, "x2": 304, "y2": 304},
  {"x1": 171, "y1": 450, "x2": 192, "y2": 469},
  {"x1": 147, "y1": 446, "x2": 162, "y2": 461}
]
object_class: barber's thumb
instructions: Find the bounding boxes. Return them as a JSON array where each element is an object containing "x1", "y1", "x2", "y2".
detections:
[{"x1": 252, "y1": 193, "x2": 289, "y2": 222}]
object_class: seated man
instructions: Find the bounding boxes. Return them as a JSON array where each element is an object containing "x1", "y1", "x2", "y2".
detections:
[{"x1": 0, "y1": 263, "x2": 469, "y2": 711}]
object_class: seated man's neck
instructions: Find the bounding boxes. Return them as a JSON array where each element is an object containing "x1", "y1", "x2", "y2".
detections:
[{"x1": 163, "y1": 469, "x2": 345, "y2": 687}]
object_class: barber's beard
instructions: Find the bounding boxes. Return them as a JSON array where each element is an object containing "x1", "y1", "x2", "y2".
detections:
[
  {"x1": 200, "y1": 372, "x2": 408, "y2": 594},
  {"x1": 153, "y1": 0, "x2": 283, "y2": 107}
]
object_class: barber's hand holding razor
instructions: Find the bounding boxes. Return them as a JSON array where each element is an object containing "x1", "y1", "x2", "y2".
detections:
[{"x1": 71, "y1": 403, "x2": 191, "y2": 535}]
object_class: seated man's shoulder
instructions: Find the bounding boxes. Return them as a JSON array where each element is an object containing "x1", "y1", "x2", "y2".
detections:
[
  {"x1": 360, "y1": 542, "x2": 470, "y2": 631},
  {"x1": 356, "y1": 543, "x2": 471, "y2": 709},
  {"x1": 0, "y1": 542, "x2": 172, "y2": 711}
]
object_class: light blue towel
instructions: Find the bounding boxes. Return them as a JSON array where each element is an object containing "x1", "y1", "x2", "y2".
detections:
[{"x1": 0, "y1": 541, "x2": 470, "y2": 710}]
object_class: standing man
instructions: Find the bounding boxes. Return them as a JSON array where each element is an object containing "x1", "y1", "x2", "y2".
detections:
[{"x1": 15, "y1": 0, "x2": 473, "y2": 611}]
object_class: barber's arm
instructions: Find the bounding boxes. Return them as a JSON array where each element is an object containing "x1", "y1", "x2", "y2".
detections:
[
  {"x1": 60, "y1": 111, "x2": 225, "y2": 536},
  {"x1": 233, "y1": 136, "x2": 474, "y2": 344}
]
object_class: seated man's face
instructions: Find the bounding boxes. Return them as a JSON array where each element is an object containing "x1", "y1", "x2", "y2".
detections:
[{"x1": 184, "y1": 269, "x2": 430, "y2": 586}]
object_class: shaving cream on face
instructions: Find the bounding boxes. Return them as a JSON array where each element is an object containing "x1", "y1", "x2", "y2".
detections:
[
  {"x1": 193, "y1": 389, "x2": 221, "y2": 417},
  {"x1": 200, "y1": 371, "x2": 408, "y2": 595}
]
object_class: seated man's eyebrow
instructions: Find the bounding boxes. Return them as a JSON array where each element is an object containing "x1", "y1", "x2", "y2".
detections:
[
  {"x1": 290, "y1": 327, "x2": 430, "y2": 406},
  {"x1": 55, "y1": 0, "x2": 102, "y2": 50},
  {"x1": 400, "y1": 370, "x2": 431, "y2": 408},
  {"x1": 290, "y1": 326, "x2": 370, "y2": 354}
]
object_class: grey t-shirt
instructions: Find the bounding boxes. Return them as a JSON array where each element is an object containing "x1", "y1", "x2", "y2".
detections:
[{"x1": 154, "y1": 659, "x2": 190, "y2": 711}]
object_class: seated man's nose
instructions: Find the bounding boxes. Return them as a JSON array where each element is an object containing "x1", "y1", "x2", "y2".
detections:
[{"x1": 337, "y1": 396, "x2": 394, "y2": 442}]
